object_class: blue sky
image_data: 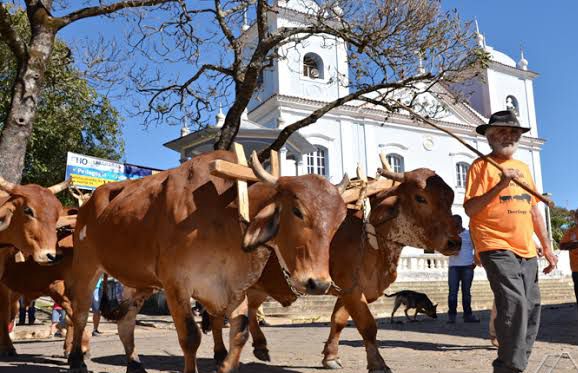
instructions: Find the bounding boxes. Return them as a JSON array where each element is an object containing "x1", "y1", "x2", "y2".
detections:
[{"x1": 59, "y1": 1, "x2": 577, "y2": 210}]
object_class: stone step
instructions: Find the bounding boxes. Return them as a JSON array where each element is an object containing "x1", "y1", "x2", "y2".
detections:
[{"x1": 262, "y1": 278, "x2": 576, "y2": 319}]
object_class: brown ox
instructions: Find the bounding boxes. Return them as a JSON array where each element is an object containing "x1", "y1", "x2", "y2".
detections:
[
  {"x1": 67, "y1": 150, "x2": 348, "y2": 373},
  {"x1": 0, "y1": 232, "x2": 90, "y2": 357},
  {"x1": 0, "y1": 177, "x2": 69, "y2": 263},
  {"x1": 209, "y1": 168, "x2": 461, "y2": 373}
]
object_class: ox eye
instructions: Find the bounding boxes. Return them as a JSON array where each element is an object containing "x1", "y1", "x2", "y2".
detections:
[
  {"x1": 415, "y1": 195, "x2": 427, "y2": 204},
  {"x1": 23, "y1": 206, "x2": 35, "y2": 217},
  {"x1": 292, "y1": 207, "x2": 304, "y2": 220}
]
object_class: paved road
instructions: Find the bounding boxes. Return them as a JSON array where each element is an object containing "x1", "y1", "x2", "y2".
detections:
[{"x1": 1, "y1": 303, "x2": 577, "y2": 373}]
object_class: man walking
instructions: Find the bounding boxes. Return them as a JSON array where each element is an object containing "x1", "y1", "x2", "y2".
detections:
[
  {"x1": 560, "y1": 209, "x2": 578, "y2": 310},
  {"x1": 464, "y1": 110, "x2": 557, "y2": 373},
  {"x1": 447, "y1": 214, "x2": 479, "y2": 324}
]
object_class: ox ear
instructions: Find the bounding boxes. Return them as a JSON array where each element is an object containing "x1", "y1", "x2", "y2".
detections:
[
  {"x1": 242, "y1": 203, "x2": 281, "y2": 252},
  {"x1": 369, "y1": 196, "x2": 399, "y2": 227},
  {"x1": 0, "y1": 206, "x2": 14, "y2": 232}
]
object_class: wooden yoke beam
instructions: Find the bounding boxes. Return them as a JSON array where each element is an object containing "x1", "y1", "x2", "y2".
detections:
[{"x1": 233, "y1": 143, "x2": 250, "y2": 224}]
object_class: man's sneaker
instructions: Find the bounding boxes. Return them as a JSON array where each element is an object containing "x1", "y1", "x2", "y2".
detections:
[
  {"x1": 92, "y1": 330, "x2": 102, "y2": 337},
  {"x1": 54, "y1": 331, "x2": 63, "y2": 338},
  {"x1": 464, "y1": 314, "x2": 480, "y2": 323},
  {"x1": 447, "y1": 314, "x2": 456, "y2": 324}
]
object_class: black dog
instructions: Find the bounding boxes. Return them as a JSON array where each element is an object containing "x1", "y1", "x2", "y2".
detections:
[{"x1": 385, "y1": 290, "x2": 438, "y2": 323}]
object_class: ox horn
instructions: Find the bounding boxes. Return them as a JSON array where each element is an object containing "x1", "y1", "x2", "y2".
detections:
[
  {"x1": 378, "y1": 152, "x2": 405, "y2": 182},
  {"x1": 334, "y1": 173, "x2": 349, "y2": 195},
  {"x1": 0, "y1": 175, "x2": 16, "y2": 193},
  {"x1": 250, "y1": 151, "x2": 278, "y2": 185},
  {"x1": 48, "y1": 178, "x2": 71, "y2": 194},
  {"x1": 377, "y1": 168, "x2": 405, "y2": 183}
]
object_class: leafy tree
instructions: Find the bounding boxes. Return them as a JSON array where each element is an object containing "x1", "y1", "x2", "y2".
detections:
[
  {"x1": 0, "y1": 7, "x2": 124, "y2": 189},
  {"x1": 551, "y1": 206, "x2": 575, "y2": 250}
]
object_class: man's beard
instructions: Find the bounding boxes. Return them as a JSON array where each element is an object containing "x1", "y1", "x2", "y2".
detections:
[{"x1": 490, "y1": 142, "x2": 518, "y2": 158}]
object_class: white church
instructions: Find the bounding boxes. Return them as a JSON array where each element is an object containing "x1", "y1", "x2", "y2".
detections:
[{"x1": 164, "y1": 1, "x2": 567, "y2": 279}]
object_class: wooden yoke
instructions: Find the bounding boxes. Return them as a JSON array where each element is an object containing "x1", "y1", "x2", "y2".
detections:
[
  {"x1": 210, "y1": 150, "x2": 393, "y2": 208},
  {"x1": 232, "y1": 143, "x2": 251, "y2": 224}
]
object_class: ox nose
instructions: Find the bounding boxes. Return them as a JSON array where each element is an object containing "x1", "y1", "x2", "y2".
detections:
[
  {"x1": 305, "y1": 278, "x2": 331, "y2": 295},
  {"x1": 34, "y1": 248, "x2": 61, "y2": 265}
]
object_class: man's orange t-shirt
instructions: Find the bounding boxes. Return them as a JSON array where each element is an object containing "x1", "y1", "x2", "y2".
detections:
[
  {"x1": 560, "y1": 226, "x2": 578, "y2": 272},
  {"x1": 464, "y1": 157, "x2": 538, "y2": 258}
]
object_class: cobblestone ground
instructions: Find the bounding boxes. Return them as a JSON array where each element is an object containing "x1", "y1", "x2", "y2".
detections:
[{"x1": 1, "y1": 303, "x2": 577, "y2": 373}]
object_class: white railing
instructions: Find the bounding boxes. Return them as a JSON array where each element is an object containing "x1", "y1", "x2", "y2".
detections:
[{"x1": 396, "y1": 253, "x2": 571, "y2": 282}]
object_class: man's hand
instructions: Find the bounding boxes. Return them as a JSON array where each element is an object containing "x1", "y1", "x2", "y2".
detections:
[
  {"x1": 497, "y1": 168, "x2": 523, "y2": 189},
  {"x1": 542, "y1": 247, "x2": 558, "y2": 274}
]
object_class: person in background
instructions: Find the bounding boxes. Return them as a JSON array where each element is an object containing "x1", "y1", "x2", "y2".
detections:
[
  {"x1": 447, "y1": 214, "x2": 480, "y2": 324},
  {"x1": 560, "y1": 209, "x2": 578, "y2": 310},
  {"x1": 18, "y1": 297, "x2": 35, "y2": 325},
  {"x1": 50, "y1": 302, "x2": 66, "y2": 337},
  {"x1": 91, "y1": 275, "x2": 104, "y2": 336}
]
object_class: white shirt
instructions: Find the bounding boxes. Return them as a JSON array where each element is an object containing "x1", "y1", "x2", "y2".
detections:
[{"x1": 449, "y1": 229, "x2": 475, "y2": 267}]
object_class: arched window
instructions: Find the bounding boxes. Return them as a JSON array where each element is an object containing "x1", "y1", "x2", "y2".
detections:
[
  {"x1": 386, "y1": 153, "x2": 405, "y2": 173},
  {"x1": 456, "y1": 162, "x2": 469, "y2": 188},
  {"x1": 305, "y1": 146, "x2": 328, "y2": 176},
  {"x1": 505, "y1": 95, "x2": 519, "y2": 116},
  {"x1": 303, "y1": 53, "x2": 323, "y2": 79}
]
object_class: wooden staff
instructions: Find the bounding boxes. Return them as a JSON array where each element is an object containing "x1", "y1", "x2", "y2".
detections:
[{"x1": 392, "y1": 100, "x2": 554, "y2": 207}]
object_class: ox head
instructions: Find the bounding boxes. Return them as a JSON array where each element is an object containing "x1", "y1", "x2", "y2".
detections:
[
  {"x1": 0, "y1": 177, "x2": 68, "y2": 263},
  {"x1": 369, "y1": 167, "x2": 461, "y2": 256},
  {"x1": 242, "y1": 152, "x2": 348, "y2": 295}
]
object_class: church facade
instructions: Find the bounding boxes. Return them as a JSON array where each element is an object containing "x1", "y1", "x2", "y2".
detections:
[{"x1": 164, "y1": 1, "x2": 565, "y2": 278}]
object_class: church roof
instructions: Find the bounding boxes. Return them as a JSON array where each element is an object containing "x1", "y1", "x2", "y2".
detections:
[
  {"x1": 163, "y1": 119, "x2": 316, "y2": 155},
  {"x1": 486, "y1": 46, "x2": 516, "y2": 67}
]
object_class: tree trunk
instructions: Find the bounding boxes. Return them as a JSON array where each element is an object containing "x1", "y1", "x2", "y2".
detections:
[{"x1": 0, "y1": 28, "x2": 55, "y2": 183}]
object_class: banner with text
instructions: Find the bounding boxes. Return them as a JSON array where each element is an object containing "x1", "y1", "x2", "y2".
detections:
[{"x1": 65, "y1": 152, "x2": 161, "y2": 190}]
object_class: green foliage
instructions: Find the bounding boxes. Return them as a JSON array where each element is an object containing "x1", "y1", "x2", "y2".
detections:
[
  {"x1": 0, "y1": 7, "x2": 124, "y2": 192},
  {"x1": 551, "y1": 206, "x2": 575, "y2": 250}
]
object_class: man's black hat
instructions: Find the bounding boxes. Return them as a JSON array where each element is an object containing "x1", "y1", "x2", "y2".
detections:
[{"x1": 475, "y1": 110, "x2": 530, "y2": 135}]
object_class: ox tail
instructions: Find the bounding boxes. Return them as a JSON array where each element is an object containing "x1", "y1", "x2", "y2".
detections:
[
  {"x1": 99, "y1": 274, "x2": 131, "y2": 321},
  {"x1": 201, "y1": 310, "x2": 212, "y2": 334},
  {"x1": 383, "y1": 291, "x2": 403, "y2": 298}
]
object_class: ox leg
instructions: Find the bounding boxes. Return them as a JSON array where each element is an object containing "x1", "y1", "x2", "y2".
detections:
[
  {"x1": 247, "y1": 291, "x2": 270, "y2": 362},
  {"x1": 210, "y1": 315, "x2": 228, "y2": 365},
  {"x1": 164, "y1": 286, "x2": 201, "y2": 373},
  {"x1": 218, "y1": 296, "x2": 250, "y2": 373},
  {"x1": 322, "y1": 297, "x2": 349, "y2": 369},
  {"x1": 0, "y1": 283, "x2": 16, "y2": 356},
  {"x1": 117, "y1": 288, "x2": 154, "y2": 373},
  {"x1": 68, "y1": 270, "x2": 101, "y2": 373},
  {"x1": 343, "y1": 292, "x2": 391, "y2": 373},
  {"x1": 48, "y1": 285, "x2": 83, "y2": 358}
]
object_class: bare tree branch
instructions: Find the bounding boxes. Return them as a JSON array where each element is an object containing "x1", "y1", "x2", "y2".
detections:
[
  {"x1": 55, "y1": 0, "x2": 176, "y2": 30},
  {"x1": 259, "y1": 73, "x2": 433, "y2": 161}
]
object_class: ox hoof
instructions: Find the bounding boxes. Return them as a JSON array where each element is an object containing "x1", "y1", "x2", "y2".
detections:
[
  {"x1": 214, "y1": 349, "x2": 228, "y2": 365},
  {"x1": 368, "y1": 368, "x2": 393, "y2": 373},
  {"x1": 67, "y1": 367, "x2": 89, "y2": 373},
  {"x1": 127, "y1": 360, "x2": 148, "y2": 373},
  {"x1": 322, "y1": 358, "x2": 343, "y2": 369},
  {"x1": 0, "y1": 347, "x2": 17, "y2": 357},
  {"x1": 253, "y1": 348, "x2": 271, "y2": 362}
]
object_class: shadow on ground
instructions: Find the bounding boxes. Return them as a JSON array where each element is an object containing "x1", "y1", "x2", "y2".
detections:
[
  {"x1": 275, "y1": 303, "x2": 578, "y2": 349},
  {"x1": 92, "y1": 355, "x2": 305, "y2": 373},
  {"x1": 0, "y1": 353, "x2": 68, "y2": 372}
]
